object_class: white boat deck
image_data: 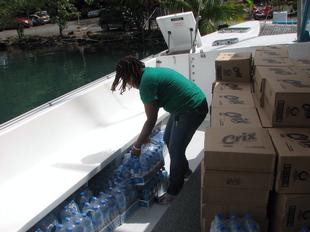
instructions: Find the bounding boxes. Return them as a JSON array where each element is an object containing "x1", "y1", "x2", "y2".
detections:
[
  {"x1": 0, "y1": 77, "x2": 166, "y2": 232},
  {"x1": 1, "y1": 15, "x2": 309, "y2": 231}
]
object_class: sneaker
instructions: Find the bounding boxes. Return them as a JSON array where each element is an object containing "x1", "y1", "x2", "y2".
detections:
[
  {"x1": 157, "y1": 193, "x2": 176, "y2": 205},
  {"x1": 184, "y1": 169, "x2": 193, "y2": 182}
]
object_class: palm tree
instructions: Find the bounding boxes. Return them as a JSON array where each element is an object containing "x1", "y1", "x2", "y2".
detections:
[{"x1": 199, "y1": 0, "x2": 245, "y2": 34}]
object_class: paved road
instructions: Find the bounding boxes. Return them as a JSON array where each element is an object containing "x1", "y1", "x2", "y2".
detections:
[{"x1": 0, "y1": 17, "x2": 102, "y2": 40}]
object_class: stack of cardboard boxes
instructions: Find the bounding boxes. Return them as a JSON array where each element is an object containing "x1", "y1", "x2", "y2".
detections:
[
  {"x1": 201, "y1": 52, "x2": 276, "y2": 231},
  {"x1": 251, "y1": 45, "x2": 310, "y2": 232},
  {"x1": 201, "y1": 46, "x2": 310, "y2": 231}
]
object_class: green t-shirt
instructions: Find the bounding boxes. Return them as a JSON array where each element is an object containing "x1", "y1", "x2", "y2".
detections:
[{"x1": 139, "y1": 67, "x2": 206, "y2": 113}]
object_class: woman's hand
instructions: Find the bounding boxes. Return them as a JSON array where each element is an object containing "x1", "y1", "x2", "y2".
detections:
[{"x1": 131, "y1": 144, "x2": 141, "y2": 156}]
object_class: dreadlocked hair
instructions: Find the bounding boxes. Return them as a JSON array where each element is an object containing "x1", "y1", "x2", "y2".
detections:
[{"x1": 111, "y1": 55, "x2": 145, "y2": 94}]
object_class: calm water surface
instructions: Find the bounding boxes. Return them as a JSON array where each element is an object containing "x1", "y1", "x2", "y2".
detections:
[{"x1": 0, "y1": 43, "x2": 166, "y2": 125}]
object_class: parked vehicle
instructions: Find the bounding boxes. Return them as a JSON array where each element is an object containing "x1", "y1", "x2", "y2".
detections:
[
  {"x1": 87, "y1": 9, "x2": 102, "y2": 18},
  {"x1": 99, "y1": 7, "x2": 137, "y2": 32},
  {"x1": 15, "y1": 17, "x2": 33, "y2": 28},
  {"x1": 0, "y1": 17, "x2": 33, "y2": 31},
  {"x1": 35, "y1": 11, "x2": 50, "y2": 24},
  {"x1": 252, "y1": 0, "x2": 273, "y2": 20},
  {"x1": 29, "y1": 14, "x2": 45, "y2": 26}
]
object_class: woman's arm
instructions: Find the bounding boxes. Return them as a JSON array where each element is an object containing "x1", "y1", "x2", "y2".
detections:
[{"x1": 132, "y1": 101, "x2": 159, "y2": 155}]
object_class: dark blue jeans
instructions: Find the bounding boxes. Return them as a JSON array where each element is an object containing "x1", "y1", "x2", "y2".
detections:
[{"x1": 163, "y1": 99, "x2": 208, "y2": 195}]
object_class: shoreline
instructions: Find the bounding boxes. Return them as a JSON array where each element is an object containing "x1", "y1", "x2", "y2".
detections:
[
  {"x1": 0, "y1": 30, "x2": 165, "y2": 52},
  {"x1": 0, "y1": 17, "x2": 165, "y2": 52}
]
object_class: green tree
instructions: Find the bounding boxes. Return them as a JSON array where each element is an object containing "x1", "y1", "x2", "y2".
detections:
[
  {"x1": 48, "y1": 0, "x2": 79, "y2": 37},
  {"x1": 0, "y1": 0, "x2": 46, "y2": 39},
  {"x1": 199, "y1": 0, "x2": 245, "y2": 34},
  {"x1": 115, "y1": 0, "x2": 160, "y2": 32}
]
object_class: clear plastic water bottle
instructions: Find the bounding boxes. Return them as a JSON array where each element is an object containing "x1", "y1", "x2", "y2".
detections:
[
  {"x1": 61, "y1": 218, "x2": 76, "y2": 232},
  {"x1": 82, "y1": 202, "x2": 92, "y2": 215},
  {"x1": 72, "y1": 219, "x2": 84, "y2": 232},
  {"x1": 54, "y1": 224, "x2": 65, "y2": 232},
  {"x1": 213, "y1": 222, "x2": 229, "y2": 232},
  {"x1": 61, "y1": 200, "x2": 80, "y2": 219},
  {"x1": 122, "y1": 152, "x2": 131, "y2": 165},
  {"x1": 62, "y1": 217, "x2": 72, "y2": 228},
  {"x1": 149, "y1": 143, "x2": 161, "y2": 162},
  {"x1": 121, "y1": 164, "x2": 132, "y2": 180},
  {"x1": 98, "y1": 198, "x2": 110, "y2": 226},
  {"x1": 34, "y1": 228, "x2": 44, "y2": 232},
  {"x1": 140, "y1": 154, "x2": 151, "y2": 176},
  {"x1": 38, "y1": 213, "x2": 59, "y2": 232},
  {"x1": 70, "y1": 212, "x2": 84, "y2": 232},
  {"x1": 228, "y1": 213, "x2": 241, "y2": 230},
  {"x1": 90, "y1": 196, "x2": 99, "y2": 205},
  {"x1": 247, "y1": 223, "x2": 260, "y2": 232},
  {"x1": 68, "y1": 200, "x2": 80, "y2": 213},
  {"x1": 210, "y1": 213, "x2": 225, "y2": 232},
  {"x1": 77, "y1": 189, "x2": 93, "y2": 210},
  {"x1": 146, "y1": 144, "x2": 160, "y2": 168},
  {"x1": 81, "y1": 212, "x2": 95, "y2": 232},
  {"x1": 99, "y1": 192, "x2": 118, "y2": 221},
  {"x1": 124, "y1": 180, "x2": 138, "y2": 204},
  {"x1": 150, "y1": 129, "x2": 165, "y2": 146},
  {"x1": 82, "y1": 201, "x2": 103, "y2": 230},
  {"x1": 157, "y1": 169, "x2": 169, "y2": 198},
  {"x1": 90, "y1": 204, "x2": 104, "y2": 231},
  {"x1": 130, "y1": 156, "x2": 143, "y2": 180},
  {"x1": 114, "y1": 188, "x2": 127, "y2": 213},
  {"x1": 140, "y1": 145, "x2": 154, "y2": 168},
  {"x1": 243, "y1": 213, "x2": 260, "y2": 232},
  {"x1": 115, "y1": 179, "x2": 132, "y2": 208},
  {"x1": 106, "y1": 194, "x2": 119, "y2": 220},
  {"x1": 231, "y1": 223, "x2": 246, "y2": 232},
  {"x1": 65, "y1": 225, "x2": 74, "y2": 232}
]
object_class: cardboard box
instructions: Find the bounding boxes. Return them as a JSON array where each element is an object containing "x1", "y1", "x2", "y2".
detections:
[
  {"x1": 203, "y1": 170, "x2": 274, "y2": 190},
  {"x1": 296, "y1": 66, "x2": 310, "y2": 79},
  {"x1": 201, "y1": 186, "x2": 270, "y2": 206},
  {"x1": 215, "y1": 52, "x2": 252, "y2": 82},
  {"x1": 253, "y1": 92, "x2": 273, "y2": 128},
  {"x1": 212, "y1": 81, "x2": 252, "y2": 94},
  {"x1": 254, "y1": 48, "x2": 288, "y2": 59},
  {"x1": 254, "y1": 56, "x2": 292, "y2": 67},
  {"x1": 204, "y1": 127, "x2": 276, "y2": 172},
  {"x1": 291, "y1": 58, "x2": 310, "y2": 67},
  {"x1": 211, "y1": 92, "x2": 255, "y2": 109},
  {"x1": 211, "y1": 107, "x2": 261, "y2": 128},
  {"x1": 268, "y1": 128, "x2": 310, "y2": 193},
  {"x1": 255, "y1": 45, "x2": 289, "y2": 57},
  {"x1": 263, "y1": 76, "x2": 310, "y2": 127},
  {"x1": 253, "y1": 66, "x2": 303, "y2": 106},
  {"x1": 271, "y1": 193, "x2": 310, "y2": 232}
]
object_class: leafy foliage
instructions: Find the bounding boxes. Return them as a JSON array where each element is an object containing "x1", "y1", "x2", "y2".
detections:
[
  {"x1": 0, "y1": 0, "x2": 247, "y2": 37},
  {"x1": 47, "y1": 0, "x2": 79, "y2": 36},
  {"x1": 199, "y1": 0, "x2": 245, "y2": 34}
]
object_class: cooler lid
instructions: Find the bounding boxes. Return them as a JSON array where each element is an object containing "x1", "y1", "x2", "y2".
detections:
[{"x1": 156, "y1": 11, "x2": 202, "y2": 54}]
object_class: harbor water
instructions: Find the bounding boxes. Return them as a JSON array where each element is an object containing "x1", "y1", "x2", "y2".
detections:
[{"x1": 0, "y1": 43, "x2": 166, "y2": 125}]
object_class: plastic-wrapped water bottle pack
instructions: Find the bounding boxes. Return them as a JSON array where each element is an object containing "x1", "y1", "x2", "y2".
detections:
[
  {"x1": 210, "y1": 213, "x2": 261, "y2": 232},
  {"x1": 33, "y1": 128, "x2": 167, "y2": 232}
]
